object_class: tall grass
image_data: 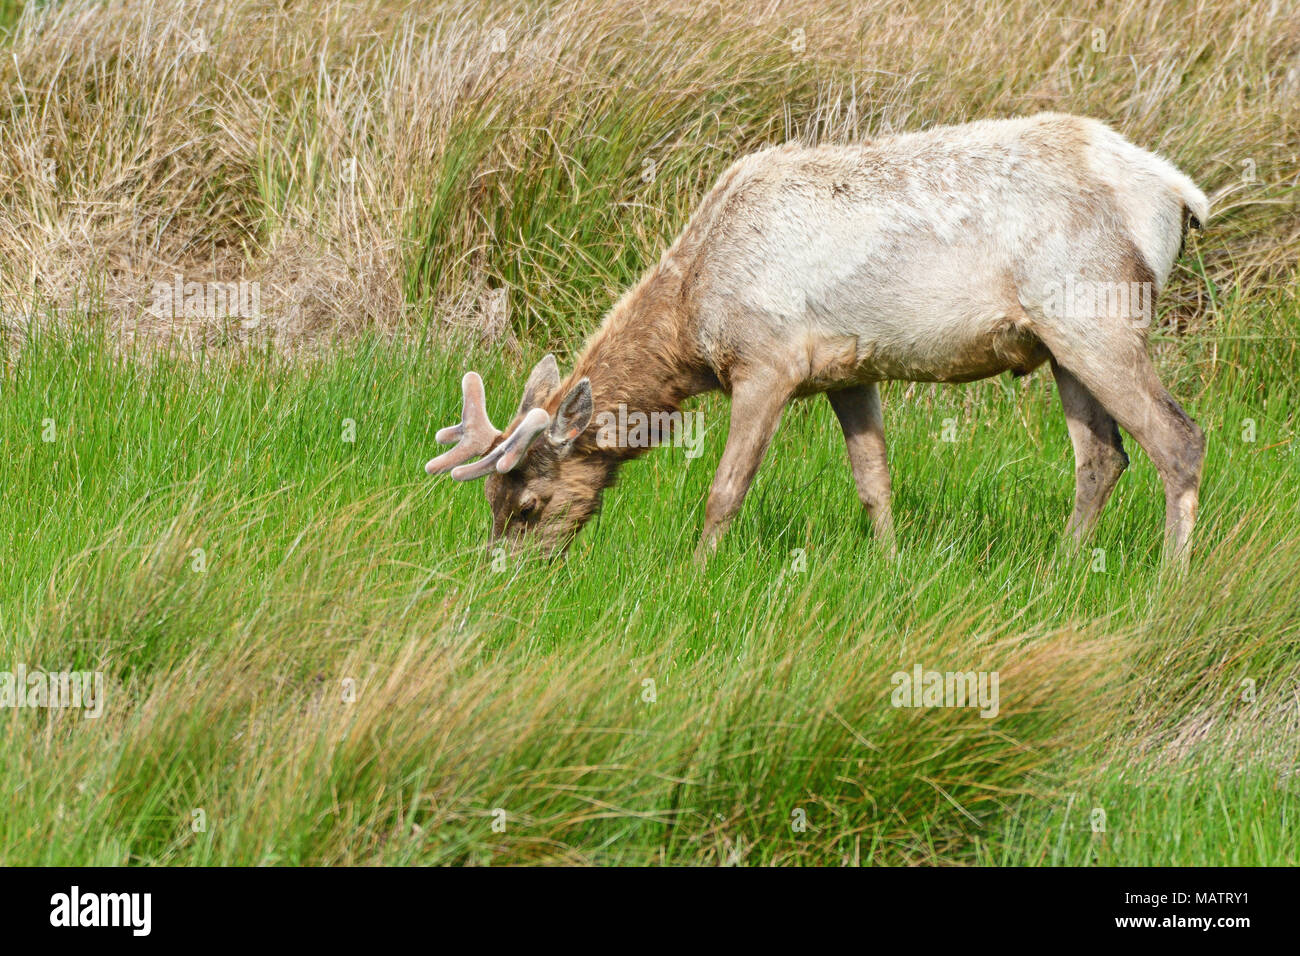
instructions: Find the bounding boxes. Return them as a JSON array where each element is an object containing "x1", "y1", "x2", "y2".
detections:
[
  {"x1": 0, "y1": 0, "x2": 1295, "y2": 347},
  {"x1": 1, "y1": 285, "x2": 1295, "y2": 863},
  {"x1": 0, "y1": 0, "x2": 1296, "y2": 866}
]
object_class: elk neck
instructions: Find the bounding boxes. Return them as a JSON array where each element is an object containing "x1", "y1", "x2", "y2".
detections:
[{"x1": 557, "y1": 262, "x2": 717, "y2": 462}]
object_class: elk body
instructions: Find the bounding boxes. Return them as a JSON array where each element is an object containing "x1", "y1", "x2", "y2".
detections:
[{"x1": 427, "y1": 113, "x2": 1209, "y2": 564}]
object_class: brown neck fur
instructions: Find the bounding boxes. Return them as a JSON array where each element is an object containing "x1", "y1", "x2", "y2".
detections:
[{"x1": 548, "y1": 261, "x2": 717, "y2": 490}]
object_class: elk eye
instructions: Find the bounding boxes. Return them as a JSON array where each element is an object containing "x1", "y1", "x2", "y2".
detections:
[{"x1": 517, "y1": 495, "x2": 539, "y2": 519}]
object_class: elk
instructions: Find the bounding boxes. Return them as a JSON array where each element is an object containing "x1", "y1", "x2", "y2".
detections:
[{"x1": 426, "y1": 113, "x2": 1209, "y2": 564}]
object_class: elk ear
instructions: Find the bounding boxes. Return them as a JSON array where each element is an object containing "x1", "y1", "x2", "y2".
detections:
[
  {"x1": 516, "y1": 354, "x2": 561, "y2": 418},
  {"x1": 548, "y1": 378, "x2": 593, "y2": 451}
]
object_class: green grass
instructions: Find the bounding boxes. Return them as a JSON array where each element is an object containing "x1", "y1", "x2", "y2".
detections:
[
  {"x1": 985, "y1": 761, "x2": 1298, "y2": 866},
  {"x1": 1, "y1": 0, "x2": 1296, "y2": 868},
  {"x1": 0, "y1": 281, "x2": 1296, "y2": 865}
]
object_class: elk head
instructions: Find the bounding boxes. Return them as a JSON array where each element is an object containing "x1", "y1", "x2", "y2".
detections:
[{"x1": 425, "y1": 355, "x2": 603, "y2": 554}]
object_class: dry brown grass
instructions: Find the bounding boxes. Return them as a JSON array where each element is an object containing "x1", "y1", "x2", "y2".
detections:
[{"x1": 0, "y1": 0, "x2": 1295, "y2": 350}]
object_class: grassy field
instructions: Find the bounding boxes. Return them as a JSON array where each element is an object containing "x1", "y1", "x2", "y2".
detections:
[
  {"x1": 2, "y1": 290, "x2": 1296, "y2": 865},
  {"x1": 0, "y1": 0, "x2": 1297, "y2": 865}
]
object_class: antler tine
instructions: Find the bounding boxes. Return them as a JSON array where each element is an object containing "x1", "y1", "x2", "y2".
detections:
[
  {"x1": 424, "y1": 372, "x2": 501, "y2": 475},
  {"x1": 449, "y1": 407, "x2": 550, "y2": 481}
]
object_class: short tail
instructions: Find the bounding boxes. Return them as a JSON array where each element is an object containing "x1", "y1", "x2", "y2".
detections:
[{"x1": 1174, "y1": 175, "x2": 1210, "y2": 231}]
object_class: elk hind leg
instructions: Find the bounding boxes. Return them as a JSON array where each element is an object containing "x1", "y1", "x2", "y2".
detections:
[
  {"x1": 1052, "y1": 361, "x2": 1128, "y2": 542},
  {"x1": 1043, "y1": 336, "x2": 1204, "y2": 566}
]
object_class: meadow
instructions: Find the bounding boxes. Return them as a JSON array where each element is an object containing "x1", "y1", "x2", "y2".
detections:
[{"x1": 0, "y1": 0, "x2": 1296, "y2": 864}]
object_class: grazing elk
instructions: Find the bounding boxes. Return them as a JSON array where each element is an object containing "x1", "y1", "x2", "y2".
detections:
[{"x1": 426, "y1": 113, "x2": 1209, "y2": 564}]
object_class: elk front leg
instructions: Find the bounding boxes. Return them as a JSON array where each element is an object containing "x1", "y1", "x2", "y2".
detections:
[
  {"x1": 697, "y1": 375, "x2": 791, "y2": 559},
  {"x1": 1051, "y1": 361, "x2": 1128, "y2": 543},
  {"x1": 826, "y1": 383, "x2": 896, "y2": 554}
]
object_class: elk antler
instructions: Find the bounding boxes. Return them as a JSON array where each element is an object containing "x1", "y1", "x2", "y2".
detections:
[
  {"x1": 447, "y1": 407, "x2": 551, "y2": 481},
  {"x1": 425, "y1": 372, "x2": 501, "y2": 475},
  {"x1": 425, "y1": 373, "x2": 554, "y2": 481}
]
